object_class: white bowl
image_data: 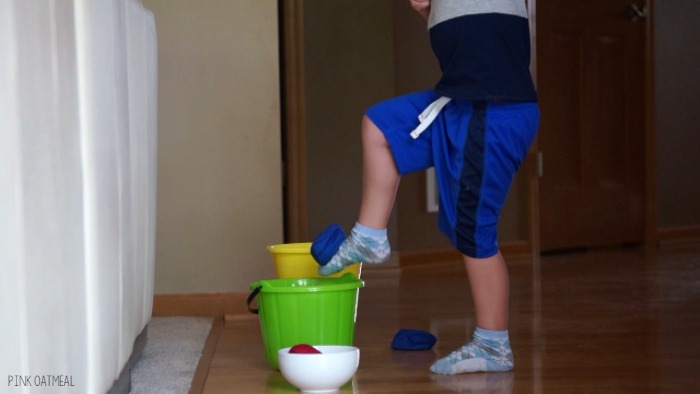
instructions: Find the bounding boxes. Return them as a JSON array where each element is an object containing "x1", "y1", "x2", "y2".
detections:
[{"x1": 278, "y1": 345, "x2": 359, "y2": 393}]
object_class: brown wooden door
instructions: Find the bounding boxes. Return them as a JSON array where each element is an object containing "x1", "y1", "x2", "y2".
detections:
[{"x1": 537, "y1": 0, "x2": 647, "y2": 252}]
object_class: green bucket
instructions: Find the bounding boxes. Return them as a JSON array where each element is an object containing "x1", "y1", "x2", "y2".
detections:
[{"x1": 247, "y1": 273, "x2": 364, "y2": 369}]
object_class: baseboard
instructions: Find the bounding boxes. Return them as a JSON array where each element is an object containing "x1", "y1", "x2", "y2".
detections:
[
  {"x1": 398, "y1": 240, "x2": 533, "y2": 268},
  {"x1": 153, "y1": 241, "x2": 533, "y2": 317},
  {"x1": 153, "y1": 292, "x2": 249, "y2": 318},
  {"x1": 657, "y1": 225, "x2": 700, "y2": 243}
]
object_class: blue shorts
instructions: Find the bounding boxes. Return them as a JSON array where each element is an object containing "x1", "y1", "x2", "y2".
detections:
[{"x1": 366, "y1": 91, "x2": 539, "y2": 258}]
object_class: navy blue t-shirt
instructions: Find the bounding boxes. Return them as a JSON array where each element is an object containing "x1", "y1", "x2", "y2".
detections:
[{"x1": 428, "y1": 0, "x2": 537, "y2": 102}]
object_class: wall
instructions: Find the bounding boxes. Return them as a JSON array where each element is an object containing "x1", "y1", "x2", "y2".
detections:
[
  {"x1": 303, "y1": 0, "x2": 396, "y2": 240},
  {"x1": 142, "y1": 0, "x2": 282, "y2": 293},
  {"x1": 654, "y1": 0, "x2": 700, "y2": 230}
]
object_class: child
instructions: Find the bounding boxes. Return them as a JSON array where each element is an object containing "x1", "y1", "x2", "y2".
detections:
[{"x1": 315, "y1": 0, "x2": 539, "y2": 375}]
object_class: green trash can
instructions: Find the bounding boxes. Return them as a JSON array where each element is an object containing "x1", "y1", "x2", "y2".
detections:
[{"x1": 247, "y1": 273, "x2": 364, "y2": 369}]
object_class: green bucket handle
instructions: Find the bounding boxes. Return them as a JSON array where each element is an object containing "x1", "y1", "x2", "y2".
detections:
[
  {"x1": 247, "y1": 274, "x2": 364, "y2": 315},
  {"x1": 247, "y1": 285, "x2": 262, "y2": 315}
]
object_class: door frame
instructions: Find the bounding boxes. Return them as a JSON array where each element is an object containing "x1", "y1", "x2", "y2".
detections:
[
  {"x1": 527, "y1": 0, "x2": 542, "y2": 255},
  {"x1": 642, "y1": 0, "x2": 658, "y2": 245},
  {"x1": 280, "y1": 0, "x2": 308, "y2": 242}
]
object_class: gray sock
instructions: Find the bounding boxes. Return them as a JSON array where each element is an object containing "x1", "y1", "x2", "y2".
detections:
[
  {"x1": 318, "y1": 223, "x2": 390, "y2": 276},
  {"x1": 430, "y1": 328, "x2": 513, "y2": 374}
]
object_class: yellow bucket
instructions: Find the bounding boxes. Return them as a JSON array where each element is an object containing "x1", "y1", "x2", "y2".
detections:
[{"x1": 266, "y1": 242, "x2": 361, "y2": 279}]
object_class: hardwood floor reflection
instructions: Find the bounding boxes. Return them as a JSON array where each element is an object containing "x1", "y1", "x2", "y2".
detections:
[{"x1": 201, "y1": 242, "x2": 700, "y2": 393}]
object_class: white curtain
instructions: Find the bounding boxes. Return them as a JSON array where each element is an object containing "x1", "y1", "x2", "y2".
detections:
[{"x1": 0, "y1": 0, "x2": 157, "y2": 392}]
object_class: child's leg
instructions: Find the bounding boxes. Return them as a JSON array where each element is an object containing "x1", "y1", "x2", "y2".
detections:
[
  {"x1": 430, "y1": 251, "x2": 514, "y2": 374},
  {"x1": 318, "y1": 116, "x2": 396, "y2": 276},
  {"x1": 358, "y1": 115, "x2": 400, "y2": 229},
  {"x1": 465, "y1": 252, "x2": 509, "y2": 330}
]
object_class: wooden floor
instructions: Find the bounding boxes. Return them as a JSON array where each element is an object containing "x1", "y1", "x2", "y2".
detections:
[{"x1": 198, "y1": 242, "x2": 700, "y2": 393}]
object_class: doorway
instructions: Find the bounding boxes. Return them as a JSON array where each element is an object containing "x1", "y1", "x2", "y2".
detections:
[{"x1": 535, "y1": 0, "x2": 652, "y2": 252}]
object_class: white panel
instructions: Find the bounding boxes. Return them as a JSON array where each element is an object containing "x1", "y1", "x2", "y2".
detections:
[
  {"x1": 75, "y1": 1, "x2": 127, "y2": 389},
  {"x1": 1, "y1": 1, "x2": 90, "y2": 392},
  {"x1": 1, "y1": 0, "x2": 157, "y2": 392},
  {"x1": 121, "y1": 0, "x2": 158, "y2": 372},
  {"x1": 0, "y1": 0, "x2": 29, "y2": 386}
]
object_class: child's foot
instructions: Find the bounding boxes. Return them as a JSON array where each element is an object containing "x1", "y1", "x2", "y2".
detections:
[
  {"x1": 430, "y1": 328, "x2": 513, "y2": 374},
  {"x1": 317, "y1": 223, "x2": 390, "y2": 276},
  {"x1": 430, "y1": 370, "x2": 514, "y2": 391}
]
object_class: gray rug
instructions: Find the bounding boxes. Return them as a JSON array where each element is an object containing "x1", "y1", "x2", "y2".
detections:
[{"x1": 130, "y1": 317, "x2": 213, "y2": 394}]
